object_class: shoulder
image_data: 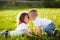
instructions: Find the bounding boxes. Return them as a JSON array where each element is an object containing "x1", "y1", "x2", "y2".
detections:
[
  {"x1": 21, "y1": 23, "x2": 26, "y2": 26},
  {"x1": 34, "y1": 17, "x2": 41, "y2": 23},
  {"x1": 36, "y1": 17, "x2": 40, "y2": 20},
  {"x1": 18, "y1": 23, "x2": 28, "y2": 29},
  {"x1": 19, "y1": 23, "x2": 27, "y2": 27}
]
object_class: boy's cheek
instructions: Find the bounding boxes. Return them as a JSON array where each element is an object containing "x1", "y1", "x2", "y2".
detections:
[
  {"x1": 30, "y1": 18, "x2": 32, "y2": 20},
  {"x1": 29, "y1": 16, "x2": 34, "y2": 20},
  {"x1": 30, "y1": 17, "x2": 32, "y2": 20}
]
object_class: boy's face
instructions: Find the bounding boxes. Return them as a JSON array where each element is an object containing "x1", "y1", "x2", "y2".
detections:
[{"x1": 28, "y1": 13, "x2": 34, "y2": 21}]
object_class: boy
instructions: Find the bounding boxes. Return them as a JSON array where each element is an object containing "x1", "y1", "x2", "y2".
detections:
[{"x1": 28, "y1": 9, "x2": 58, "y2": 37}]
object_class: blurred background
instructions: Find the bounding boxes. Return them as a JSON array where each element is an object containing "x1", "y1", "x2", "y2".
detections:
[
  {"x1": 0, "y1": 0, "x2": 60, "y2": 32},
  {"x1": 0, "y1": 0, "x2": 60, "y2": 40},
  {"x1": 0, "y1": 0, "x2": 60, "y2": 8}
]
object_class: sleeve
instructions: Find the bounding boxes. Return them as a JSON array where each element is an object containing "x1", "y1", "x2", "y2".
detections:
[
  {"x1": 15, "y1": 23, "x2": 28, "y2": 32},
  {"x1": 9, "y1": 31, "x2": 16, "y2": 36},
  {"x1": 21, "y1": 24, "x2": 30, "y2": 34},
  {"x1": 21, "y1": 24, "x2": 28, "y2": 30},
  {"x1": 34, "y1": 20, "x2": 41, "y2": 27}
]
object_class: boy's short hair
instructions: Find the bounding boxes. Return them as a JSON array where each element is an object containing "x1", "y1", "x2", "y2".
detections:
[
  {"x1": 28, "y1": 9, "x2": 38, "y2": 16},
  {"x1": 29, "y1": 9, "x2": 37, "y2": 12}
]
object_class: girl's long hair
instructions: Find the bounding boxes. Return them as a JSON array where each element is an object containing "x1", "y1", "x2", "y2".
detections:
[{"x1": 17, "y1": 12, "x2": 29, "y2": 26}]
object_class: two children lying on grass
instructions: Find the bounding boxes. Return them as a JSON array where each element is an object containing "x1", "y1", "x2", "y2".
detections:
[{"x1": 0, "y1": 9, "x2": 58, "y2": 38}]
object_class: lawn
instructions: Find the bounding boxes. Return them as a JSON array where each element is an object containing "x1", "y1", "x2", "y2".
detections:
[{"x1": 0, "y1": 7, "x2": 60, "y2": 40}]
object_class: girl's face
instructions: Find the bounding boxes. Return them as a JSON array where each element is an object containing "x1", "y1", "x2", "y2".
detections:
[{"x1": 24, "y1": 15, "x2": 30, "y2": 24}]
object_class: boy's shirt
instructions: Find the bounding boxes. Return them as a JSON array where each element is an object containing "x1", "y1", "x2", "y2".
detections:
[{"x1": 33, "y1": 17, "x2": 53, "y2": 29}]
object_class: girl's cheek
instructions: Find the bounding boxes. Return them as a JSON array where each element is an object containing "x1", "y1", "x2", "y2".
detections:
[
  {"x1": 27, "y1": 19, "x2": 29, "y2": 23},
  {"x1": 24, "y1": 18, "x2": 29, "y2": 23},
  {"x1": 24, "y1": 16, "x2": 29, "y2": 23}
]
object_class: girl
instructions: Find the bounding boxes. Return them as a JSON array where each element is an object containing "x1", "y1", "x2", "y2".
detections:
[{"x1": 0, "y1": 12, "x2": 34, "y2": 37}]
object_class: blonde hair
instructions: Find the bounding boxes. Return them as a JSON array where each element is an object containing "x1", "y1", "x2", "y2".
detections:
[{"x1": 28, "y1": 9, "x2": 38, "y2": 16}]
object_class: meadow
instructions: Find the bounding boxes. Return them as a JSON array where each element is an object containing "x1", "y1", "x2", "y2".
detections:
[{"x1": 0, "y1": 5, "x2": 60, "y2": 40}]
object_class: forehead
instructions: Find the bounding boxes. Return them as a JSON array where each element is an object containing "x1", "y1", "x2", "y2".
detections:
[
  {"x1": 29, "y1": 12, "x2": 37, "y2": 15},
  {"x1": 24, "y1": 15, "x2": 28, "y2": 17},
  {"x1": 25, "y1": 15, "x2": 28, "y2": 17}
]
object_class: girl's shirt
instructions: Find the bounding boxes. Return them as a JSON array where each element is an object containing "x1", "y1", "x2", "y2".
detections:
[{"x1": 9, "y1": 23, "x2": 29, "y2": 36}]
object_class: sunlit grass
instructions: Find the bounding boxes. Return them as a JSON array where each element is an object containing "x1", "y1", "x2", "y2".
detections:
[{"x1": 0, "y1": 8, "x2": 60, "y2": 40}]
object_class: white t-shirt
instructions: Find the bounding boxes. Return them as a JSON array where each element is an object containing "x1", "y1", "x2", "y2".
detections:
[
  {"x1": 33, "y1": 17, "x2": 52, "y2": 29},
  {"x1": 9, "y1": 23, "x2": 29, "y2": 36}
]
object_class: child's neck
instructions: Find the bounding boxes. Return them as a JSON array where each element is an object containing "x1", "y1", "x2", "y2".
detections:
[{"x1": 33, "y1": 16, "x2": 38, "y2": 20}]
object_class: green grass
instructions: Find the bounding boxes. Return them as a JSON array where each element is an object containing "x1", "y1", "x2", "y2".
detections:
[{"x1": 0, "y1": 6, "x2": 60, "y2": 40}]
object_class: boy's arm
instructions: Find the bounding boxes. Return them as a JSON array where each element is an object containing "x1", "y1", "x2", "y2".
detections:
[
  {"x1": 34, "y1": 26, "x2": 42, "y2": 37},
  {"x1": 37, "y1": 26, "x2": 42, "y2": 37}
]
